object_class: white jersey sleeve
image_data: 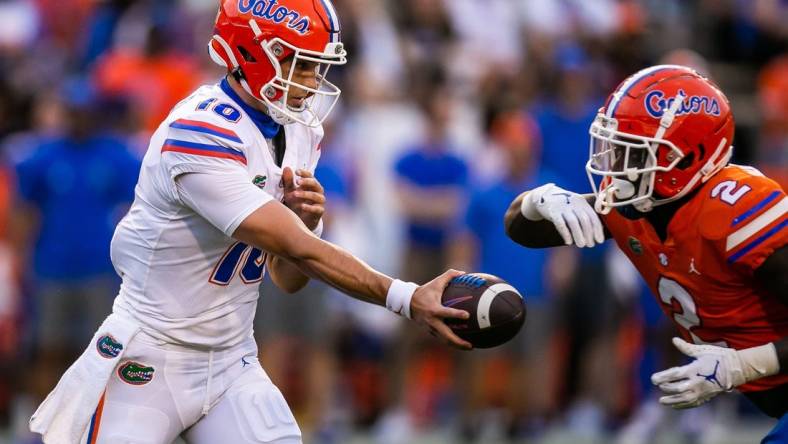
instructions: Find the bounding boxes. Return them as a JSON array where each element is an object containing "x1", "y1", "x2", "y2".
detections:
[
  {"x1": 160, "y1": 113, "x2": 248, "y2": 177},
  {"x1": 175, "y1": 171, "x2": 272, "y2": 237}
]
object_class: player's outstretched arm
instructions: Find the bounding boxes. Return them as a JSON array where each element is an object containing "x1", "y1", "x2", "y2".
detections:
[
  {"x1": 504, "y1": 191, "x2": 566, "y2": 248},
  {"x1": 504, "y1": 183, "x2": 608, "y2": 249},
  {"x1": 173, "y1": 169, "x2": 471, "y2": 348},
  {"x1": 234, "y1": 200, "x2": 473, "y2": 349},
  {"x1": 236, "y1": 200, "x2": 387, "y2": 302}
]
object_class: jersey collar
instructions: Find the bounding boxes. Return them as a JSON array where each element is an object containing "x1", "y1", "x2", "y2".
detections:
[{"x1": 220, "y1": 78, "x2": 282, "y2": 139}]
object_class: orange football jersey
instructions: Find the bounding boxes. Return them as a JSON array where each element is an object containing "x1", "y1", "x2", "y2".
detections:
[{"x1": 602, "y1": 165, "x2": 787, "y2": 392}]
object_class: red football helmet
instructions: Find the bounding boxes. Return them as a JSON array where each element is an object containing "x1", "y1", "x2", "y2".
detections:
[
  {"x1": 209, "y1": 0, "x2": 347, "y2": 127},
  {"x1": 586, "y1": 65, "x2": 735, "y2": 214}
]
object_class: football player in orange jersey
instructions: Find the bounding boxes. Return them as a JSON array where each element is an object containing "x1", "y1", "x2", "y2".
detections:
[{"x1": 504, "y1": 65, "x2": 787, "y2": 443}]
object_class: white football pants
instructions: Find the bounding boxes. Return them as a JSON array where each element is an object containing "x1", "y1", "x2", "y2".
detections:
[{"x1": 81, "y1": 331, "x2": 302, "y2": 444}]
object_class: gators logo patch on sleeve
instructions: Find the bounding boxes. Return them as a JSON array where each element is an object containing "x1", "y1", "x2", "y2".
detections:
[
  {"x1": 253, "y1": 175, "x2": 267, "y2": 189},
  {"x1": 96, "y1": 334, "x2": 123, "y2": 359},
  {"x1": 118, "y1": 361, "x2": 155, "y2": 385}
]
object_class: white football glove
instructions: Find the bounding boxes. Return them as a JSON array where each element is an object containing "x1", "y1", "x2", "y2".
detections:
[
  {"x1": 520, "y1": 183, "x2": 605, "y2": 248},
  {"x1": 651, "y1": 337, "x2": 780, "y2": 409}
]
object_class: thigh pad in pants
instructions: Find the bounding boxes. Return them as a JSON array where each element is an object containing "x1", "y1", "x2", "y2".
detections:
[{"x1": 186, "y1": 366, "x2": 302, "y2": 444}]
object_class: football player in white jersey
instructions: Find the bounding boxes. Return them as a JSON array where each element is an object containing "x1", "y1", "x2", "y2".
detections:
[{"x1": 30, "y1": 1, "x2": 472, "y2": 443}]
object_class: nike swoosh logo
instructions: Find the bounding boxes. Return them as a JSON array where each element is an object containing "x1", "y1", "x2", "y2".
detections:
[{"x1": 443, "y1": 296, "x2": 474, "y2": 307}]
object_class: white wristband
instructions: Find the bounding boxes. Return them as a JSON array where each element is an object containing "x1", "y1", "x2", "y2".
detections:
[
  {"x1": 386, "y1": 279, "x2": 418, "y2": 319},
  {"x1": 311, "y1": 219, "x2": 324, "y2": 238},
  {"x1": 737, "y1": 343, "x2": 780, "y2": 384}
]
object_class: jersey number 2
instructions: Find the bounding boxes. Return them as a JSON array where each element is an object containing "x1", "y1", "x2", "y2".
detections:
[
  {"x1": 657, "y1": 277, "x2": 727, "y2": 347},
  {"x1": 711, "y1": 180, "x2": 751, "y2": 205},
  {"x1": 210, "y1": 242, "x2": 266, "y2": 285}
]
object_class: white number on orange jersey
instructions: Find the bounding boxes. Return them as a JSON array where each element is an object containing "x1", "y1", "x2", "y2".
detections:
[
  {"x1": 711, "y1": 180, "x2": 751, "y2": 205},
  {"x1": 658, "y1": 277, "x2": 727, "y2": 347}
]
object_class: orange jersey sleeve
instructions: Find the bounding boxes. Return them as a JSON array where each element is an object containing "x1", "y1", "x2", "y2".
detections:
[{"x1": 699, "y1": 165, "x2": 787, "y2": 275}]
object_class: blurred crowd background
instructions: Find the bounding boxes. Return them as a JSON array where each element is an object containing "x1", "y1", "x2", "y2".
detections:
[{"x1": 0, "y1": 0, "x2": 786, "y2": 443}]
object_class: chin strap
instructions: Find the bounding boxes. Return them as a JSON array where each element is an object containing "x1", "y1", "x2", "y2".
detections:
[
  {"x1": 595, "y1": 179, "x2": 630, "y2": 214},
  {"x1": 700, "y1": 138, "x2": 733, "y2": 181},
  {"x1": 595, "y1": 178, "x2": 655, "y2": 214},
  {"x1": 594, "y1": 193, "x2": 613, "y2": 215}
]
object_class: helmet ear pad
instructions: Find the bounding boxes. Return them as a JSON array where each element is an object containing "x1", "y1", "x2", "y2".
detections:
[
  {"x1": 208, "y1": 38, "x2": 229, "y2": 68},
  {"x1": 234, "y1": 41, "x2": 289, "y2": 103}
]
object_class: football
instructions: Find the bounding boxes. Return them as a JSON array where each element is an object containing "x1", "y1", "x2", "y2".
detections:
[{"x1": 442, "y1": 273, "x2": 526, "y2": 349}]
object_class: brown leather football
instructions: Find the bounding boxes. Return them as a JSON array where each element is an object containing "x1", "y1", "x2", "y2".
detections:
[{"x1": 442, "y1": 273, "x2": 526, "y2": 349}]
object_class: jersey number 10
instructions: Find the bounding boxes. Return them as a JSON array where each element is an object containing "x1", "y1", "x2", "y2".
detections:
[
  {"x1": 196, "y1": 98, "x2": 242, "y2": 123},
  {"x1": 210, "y1": 242, "x2": 266, "y2": 285}
]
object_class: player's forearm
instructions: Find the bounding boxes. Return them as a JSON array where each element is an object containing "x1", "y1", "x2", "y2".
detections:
[
  {"x1": 234, "y1": 201, "x2": 392, "y2": 305},
  {"x1": 286, "y1": 237, "x2": 392, "y2": 305},
  {"x1": 504, "y1": 192, "x2": 567, "y2": 248},
  {"x1": 266, "y1": 255, "x2": 309, "y2": 294}
]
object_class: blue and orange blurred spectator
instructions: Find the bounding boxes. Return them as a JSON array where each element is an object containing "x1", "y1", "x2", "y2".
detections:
[
  {"x1": 449, "y1": 106, "x2": 561, "y2": 440},
  {"x1": 93, "y1": 26, "x2": 202, "y2": 134},
  {"x1": 757, "y1": 54, "x2": 788, "y2": 189},
  {"x1": 393, "y1": 87, "x2": 468, "y2": 284},
  {"x1": 12, "y1": 78, "x2": 140, "y2": 401},
  {"x1": 532, "y1": 43, "x2": 600, "y2": 194},
  {"x1": 452, "y1": 108, "x2": 557, "y2": 302},
  {"x1": 34, "y1": 0, "x2": 94, "y2": 49}
]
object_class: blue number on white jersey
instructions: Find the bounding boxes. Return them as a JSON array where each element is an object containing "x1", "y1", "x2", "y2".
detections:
[{"x1": 210, "y1": 242, "x2": 266, "y2": 285}]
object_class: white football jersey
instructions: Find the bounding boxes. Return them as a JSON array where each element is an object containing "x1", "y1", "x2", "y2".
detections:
[{"x1": 110, "y1": 79, "x2": 323, "y2": 348}]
